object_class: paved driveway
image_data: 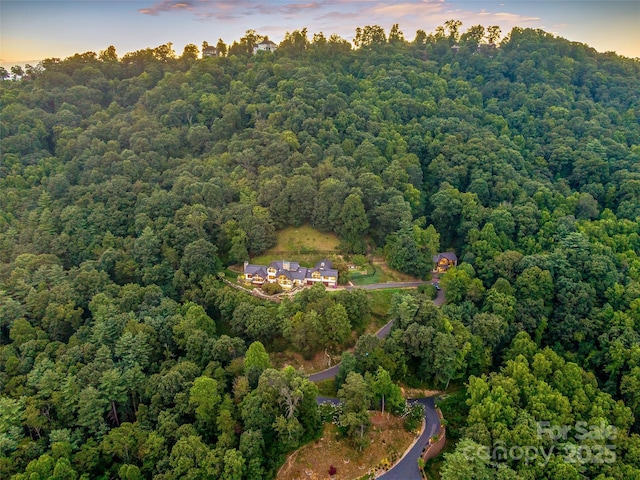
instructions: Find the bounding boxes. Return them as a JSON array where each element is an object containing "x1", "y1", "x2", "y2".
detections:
[
  {"x1": 308, "y1": 364, "x2": 341, "y2": 382},
  {"x1": 377, "y1": 398, "x2": 440, "y2": 480},
  {"x1": 308, "y1": 315, "x2": 395, "y2": 382},
  {"x1": 316, "y1": 395, "x2": 341, "y2": 406},
  {"x1": 308, "y1": 282, "x2": 445, "y2": 480},
  {"x1": 308, "y1": 283, "x2": 444, "y2": 382},
  {"x1": 312, "y1": 395, "x2": 440, "y2": 480}
]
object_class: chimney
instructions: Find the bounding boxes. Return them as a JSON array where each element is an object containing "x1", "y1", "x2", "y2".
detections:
[{"x1": 244, "y1": 261, "x2": 249, "y2": 270}]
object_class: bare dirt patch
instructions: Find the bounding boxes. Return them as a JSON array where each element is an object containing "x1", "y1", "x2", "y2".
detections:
[
  {"x1": 271, "y1": 349, "x2": 342, "y2": 375},
  {"x1": 402, "y1": 387, "x2": 445, "y2": 399},
  {"x1": 277, "y1": 413, "x2": 416, "y2": 480}
]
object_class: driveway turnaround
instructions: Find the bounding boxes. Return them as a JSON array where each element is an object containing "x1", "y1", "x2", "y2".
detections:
[
  {"x1": 377, "y1": 398, "x2": 440, "y2": 480},
  {"x1": 312, "y1": 395, "x2": 440, "y2": 480}
]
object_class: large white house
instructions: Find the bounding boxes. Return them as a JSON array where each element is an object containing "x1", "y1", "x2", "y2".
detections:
[
  {"x1": 243, "y1": 259, "x2": 338, "y2": 289},
  {"x1": 253, "y1": 39, "x2": 278, "y2": 54}
]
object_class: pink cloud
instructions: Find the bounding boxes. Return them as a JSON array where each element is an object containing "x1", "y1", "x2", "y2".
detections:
[
  {"x1": 139, "y1": 0, "x2": 195, "y2": 15},
  {"x1": 372, "y1": 0, "x2": 446, "y2": 17}
]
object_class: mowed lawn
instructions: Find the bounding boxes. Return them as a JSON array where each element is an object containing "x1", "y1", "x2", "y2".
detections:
[{"x1": 251, "y1": 225, "x2": 340, "y2": 265}]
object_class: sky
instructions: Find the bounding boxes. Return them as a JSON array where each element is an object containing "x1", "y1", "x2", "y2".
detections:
[{"x1": 1, "y1": 0, "x2": 639, "y2": 69}]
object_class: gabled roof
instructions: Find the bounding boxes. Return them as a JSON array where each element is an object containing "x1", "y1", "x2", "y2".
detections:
[
  {"x1": 283, "y1": 268, "x2": 308, "y2": 280},
  {"x1": 308, "y1": 267, "x2": 338, "y2": 278},
  {"x1": 270, "y1": 260, "x2": 300, "y2": 271},
  {"x1": 245, "y1": 258, "x2": 337, "y2": 281},
  {"x1": 433, "y1": 252, "x2": 458, "y2": 263},
  {"x1": 258, "y1": 40, "x2": 278, "y2": 46},
  {"x1": 244, "y1": 264, "x2": 267, "y2": 277},
  {"x1": 315, "y1": 259, "x2": 332, "y2": 270},
  {"x1": 309, "y1": 259, "x2": 337, "y2": 278}
]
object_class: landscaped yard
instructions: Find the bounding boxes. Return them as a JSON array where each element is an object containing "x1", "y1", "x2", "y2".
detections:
[
  {"x1": 277, "y1": 414, "x2": 416, "y2": 480},
  {"x1": 228, "y1": 225, "x2": 425, "y2": 291},
  {"x1": 350, "y1": 258, "x2": 424, "y2": 286}
]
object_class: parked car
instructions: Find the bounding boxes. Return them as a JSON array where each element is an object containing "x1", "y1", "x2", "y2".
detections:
[{"x1": 432, "y1": 282, "x2": 441, "y2": 291}]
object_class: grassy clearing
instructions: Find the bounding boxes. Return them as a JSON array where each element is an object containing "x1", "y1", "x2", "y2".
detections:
[
  {"x1": 350, "y1": 258, "x2": 422, "y2": 286},
  {"x1": 350, "y1": 263, "x2": 383, "y2": 286},
  {"x1": 241, "y1": 225, "x2": 340, "y2": 267},
  {"x1": 367, "y1": 289, "x2": 403, "y2": 318},
  {"x1": 267, "y1": 225, "x2": 340, "y2": 254},
  {"x1": 277, "y1": 414, "x2": 416, "y2": 480},
  {"x1": 251, "y1": 253, "x2": 335, "y2": 268},
  {"x1": 221, "y1": 267, "x2": 241, "y2": 280}
]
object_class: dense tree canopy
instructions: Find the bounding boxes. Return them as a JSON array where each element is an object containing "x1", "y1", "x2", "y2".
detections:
[{"x1": 2, "y1": 21, "x2": 640, "y2": 479}]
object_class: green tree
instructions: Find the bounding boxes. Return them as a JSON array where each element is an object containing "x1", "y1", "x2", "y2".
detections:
[
  {"x1": 168, "y1": 435, "x2": 210, "y2": 479},
  {"x1": 440, "y1": 438, "x2": 493, "y2": 480},
  {"x1": 179, "y1": 239, "x2": 220, "y2": 285},
  {"x1": 368, "y1": 367, "x2": 403, "y2": 414},
  {"x1": 322, "y1": 303, "x2": 351, "y2": 352},
  {"x1": 338, "y1": 372, "x2": 372, "y2": 414},
  {"x1": 189, "y1": 376, "x2": 221, "y2": 429},
  {"x1": 0, "y1": 396, "x2": 24, "y2": 456},
  {"x1": 244, "y1": 341, "x2": 271, "y2": 377},
  {"x1": 76, "y1": 387, "x2": 108, "y2": 435},
  {"x1": 337, "y1": 193, "x2": 369, "y2": 254}
]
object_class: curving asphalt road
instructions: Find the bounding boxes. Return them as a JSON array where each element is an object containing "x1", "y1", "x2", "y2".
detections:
[
  {"x1": 377, "y1": 398, "x2": 440, "y2": 480},
  {"x1": 316, "y1": 395, "x2": 341, "y2": 406},
  {"x1": 308, "y1": 284, "x2": 444, "y2": 383},
  {"x1": 308, "y1": 315, "x2": 394, "y2": 382},
  {"x1": 308, "y1": 282, "x2": 446, "y2": 479},
  {"x1": 312, "y1": 396, "x2": 440, "y2": 480}
]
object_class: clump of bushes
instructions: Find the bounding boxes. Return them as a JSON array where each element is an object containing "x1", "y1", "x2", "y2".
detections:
[{"x1": 261, "y1": 282, "x2": 283, "y2": 295}]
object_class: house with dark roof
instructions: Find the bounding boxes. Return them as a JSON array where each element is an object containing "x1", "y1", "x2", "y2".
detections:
[
  {"x1": 432, "y1": 252, "x2": 458, "y2": 273},
  {"x1": 203, "y1": 46, "x2": 219, "y2": 58},
  {"x1": 253, "y1": 39, "x2": 278, "y2": 54},
  {"x1": 243, "y1": 259, "x2": 337, "y2": 289}
]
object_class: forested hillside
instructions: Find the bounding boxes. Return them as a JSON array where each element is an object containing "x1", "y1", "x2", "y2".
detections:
[{"x1": 1, "y1": 24, "x2": 640, "y2": 479}]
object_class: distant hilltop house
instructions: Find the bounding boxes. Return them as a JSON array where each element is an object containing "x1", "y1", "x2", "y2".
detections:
[
  {"x1": 477, "y1": 43, "x2": 497, "y2": 54},
  {"x1": 203, "y1": 45, "x2": 219, "y2": 58},
  {"x1": 243, "y1": 259, "x2": 337, "y2": 289},
  {"x1": 253, "y1": 39, "x2": 278, "y2": 54},
  {"x1": 432, "y1": 252, "x2": 458, "y2": 274}
]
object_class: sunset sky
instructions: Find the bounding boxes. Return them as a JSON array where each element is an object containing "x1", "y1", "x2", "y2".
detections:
[{"x1": 1, "y1": 0, "x2": 639, "y2": 69}]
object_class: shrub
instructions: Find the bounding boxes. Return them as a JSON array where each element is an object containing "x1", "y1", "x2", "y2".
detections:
[
  {"x1": 418, "y1": 283, "x2": 437, "y2": 300},
  {"x1": 261, "y1": 282, "x2": 283, "y2": 295},
  {"x1": 403, "y1": 402, "x2": 425, "y2": 432},
  {"x1": 352, "y1": 254, "x2": 368, "y2": 267}
]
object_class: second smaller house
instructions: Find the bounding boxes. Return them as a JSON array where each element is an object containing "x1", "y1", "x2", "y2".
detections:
[
  {"x1": 432, "y1": 252, "x2": 458, "y2": 273},
  {"x1": 254, "y1": 39, "x2": 278, "y2": 54},
  {"x1": 203, "y1": 46, "x2": 219, "y2": 58}
]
